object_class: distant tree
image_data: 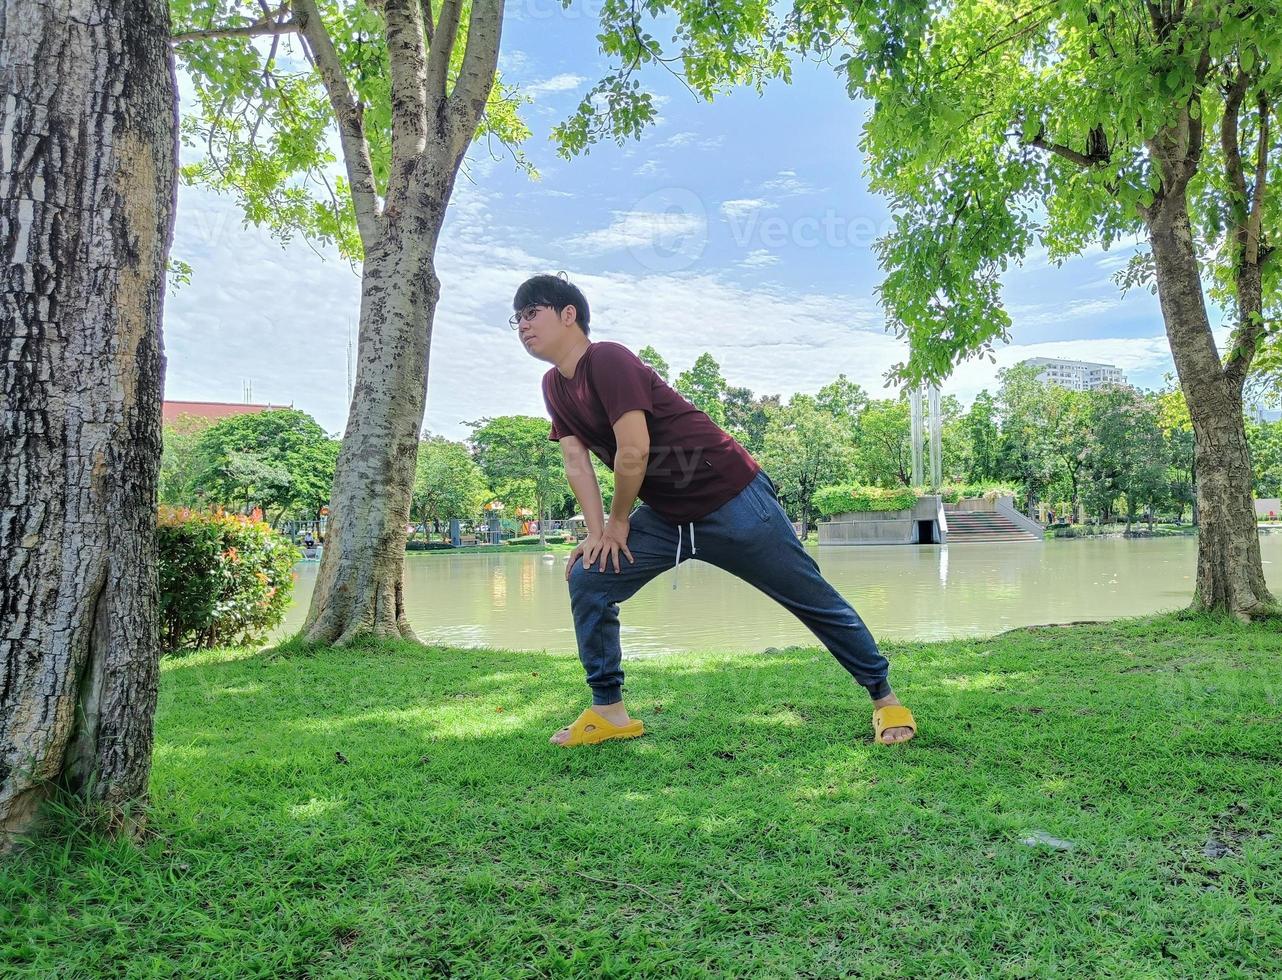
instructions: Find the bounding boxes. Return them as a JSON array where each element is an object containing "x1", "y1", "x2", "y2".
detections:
[
  {"x1": 675, "y1": 353, "x2": 728, "y2": 426},
  {"x1": 159, "y1": 427, "x2": 202, "y2": 506},
  {"x1": 724, "y1": 385, "x2": 778, "y2": 455},
  {"x1": 1247, "y1": 420, "x2": 1282, "y2": 500},
  {"x1": 815, "y1": 374, "x2": 869, "y2": 429},
  {"x1": 760, "y1": 395, "x2": 854, "y2": 534},
  {"x1": 411, "y1": 437, "x2": 491, "y2": 531},
  {"x1": 962, "y1": 391, "x2": 1001, "y2": 483},
  {"x1": 468, "y1": 416, "x2": 570, "y2": 545},
  {"x1": 1080, "y1": 386, "x2": 1162, "y2": 526},
  {"x1": 853, "y1": 399, "x2": 913, "y2": 488},
  {"x1": 637, "y1": 345, "x2": 670, "y2": 382},
  {"x1": 190, "y1": 409, "x2": 337, "y2": 525},
  {"x1": 996, "y1": 366, "x2": 1062, "y2": 518},
  {"x1": 1157, "y1": 384, "x2": 1197, "y2": 523}
]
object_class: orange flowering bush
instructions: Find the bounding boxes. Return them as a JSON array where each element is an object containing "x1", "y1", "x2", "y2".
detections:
[{"x1": 157, "y1": 507, "x2": 300, "y2": 651}]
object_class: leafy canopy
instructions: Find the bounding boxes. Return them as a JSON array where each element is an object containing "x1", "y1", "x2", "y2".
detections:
[
  {"x1": 172, "y1": 0, "x2": 531, "y2": 261},
  {"x1": 566, "y1": 1, "x2": 1281, "y2": 383}
]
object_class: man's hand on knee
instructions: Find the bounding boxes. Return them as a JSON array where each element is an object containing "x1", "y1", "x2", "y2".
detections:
[{"x1": 597, "y1": 516, "x2": 634, "y2": 573}]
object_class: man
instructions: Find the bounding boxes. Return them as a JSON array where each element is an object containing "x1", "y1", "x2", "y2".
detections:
[{"x1": 513, "y1": 274, "x2": 916, "y2": 748}]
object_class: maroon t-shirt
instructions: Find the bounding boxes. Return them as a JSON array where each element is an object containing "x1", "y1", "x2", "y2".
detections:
[{"x1": 543, "y1": 342, "x2": 760, "y2": 524}]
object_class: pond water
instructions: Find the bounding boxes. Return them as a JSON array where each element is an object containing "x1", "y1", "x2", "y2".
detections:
[{"x1": 279, "y1": 534, "x2": 1282, "y2": 655}]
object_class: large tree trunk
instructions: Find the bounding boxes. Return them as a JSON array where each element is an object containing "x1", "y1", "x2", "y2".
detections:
[
  {"x1": 1146, "y1": 194, "x2": 1273, "y2": 619},
  {"x1": 0, "y1": 0, "x2": 176, "y2": 845},
  {"x1": 302, "y1": 211, "x2": 447, "y2": 646}
]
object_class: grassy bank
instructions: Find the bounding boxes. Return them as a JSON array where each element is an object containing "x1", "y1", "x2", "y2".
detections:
[
  {"x1": 1047, "y1": 522, "x2": 1197, "y2": 539},
  {"x1": 3, "y1": 616, "x2": 1280, "y2": 976},
  {"x1": 407, "y1": 540, "x2": 579, "y2": 556}
]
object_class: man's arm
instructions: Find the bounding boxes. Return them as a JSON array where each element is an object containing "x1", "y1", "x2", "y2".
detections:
[
  {"x1": 560, "y1": 435, "x2": 620, "y2": 578},
  {"x1": 582, "y1": 410, "x2": 649, "y2": 574},
  {"x1": 608, "y1": 410, "x2": 650, "y2": 524},
  {"x1": 560, "y1": 435, "x2": 605, "y2": 535}
]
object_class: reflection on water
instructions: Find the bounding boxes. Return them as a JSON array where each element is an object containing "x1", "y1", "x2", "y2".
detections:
[{"x1": 279, "y1": 535, "x2": 1282, "y2": 655}]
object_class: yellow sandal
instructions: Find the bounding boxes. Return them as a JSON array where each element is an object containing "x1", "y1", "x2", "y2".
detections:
[
  {"x1": 554, "y1": 707, "x2": 645, "y2": 747},
  {"x1": 873, "y1": 704, "x2": 917, "y2": 745}
]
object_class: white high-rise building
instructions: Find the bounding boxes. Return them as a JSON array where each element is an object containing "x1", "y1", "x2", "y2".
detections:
[{"x1": 1021, "y1": 357, "x2": 1127, "y2": 391}]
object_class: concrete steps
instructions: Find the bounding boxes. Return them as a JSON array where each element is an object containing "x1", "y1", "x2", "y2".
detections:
[{"x1": 945, "y1": 511, "x2": 1040, "y2": 543}]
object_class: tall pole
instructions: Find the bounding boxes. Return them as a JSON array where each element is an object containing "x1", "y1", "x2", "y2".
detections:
[
  {"x1": 928, "y1": 384, "x2": 942, "y2": 490},
  {"x1": 910, "y1": 386, "x2": 924, "y2": 487}
]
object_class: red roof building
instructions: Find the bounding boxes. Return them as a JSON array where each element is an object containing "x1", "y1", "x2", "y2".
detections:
[{"x1": 163, "y1": 401, "x2": 290, "y2": 432}]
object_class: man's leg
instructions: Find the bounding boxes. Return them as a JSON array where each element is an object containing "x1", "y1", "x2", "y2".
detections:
[
  {"x1": 695, "y1": 471, "x2": 914, "y2": 742},
  {"x1": 556, "y1": 504, "x2": 683, "y2": 743}
]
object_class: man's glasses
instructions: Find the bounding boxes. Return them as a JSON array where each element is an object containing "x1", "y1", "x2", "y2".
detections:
[{"x1": 509, "y1": 304, "x2": 550, "y2": 329}]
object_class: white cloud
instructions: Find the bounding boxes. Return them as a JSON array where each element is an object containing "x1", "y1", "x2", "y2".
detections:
[
  {"x1": 740, "y1": 249, "x2": 779, "y2": 269},
  {"x1": 1008, "y1": 297, "x2": 1120, "y2": 328},
  {"x1": 1095, "y1": 251, "x2": 1135, "y2": 271},
  {"x1": 525, "y1": 73, "x2": 587, "y2": 98},
  {"x1": 720, "y1": 198, "x2": 774, "y2": 219},
  {"x1": 760, "y1": 169, "x2": 819, "y2": 196},
  {"x1": 573, "y1": 210, "x2": 705, "y2": 252},
  {"x1": 656, "y1": 131, "x2": 725, "y2": 151},
  {"x1": 634, "y1": 159, "x2": 664, "y2": 178}
]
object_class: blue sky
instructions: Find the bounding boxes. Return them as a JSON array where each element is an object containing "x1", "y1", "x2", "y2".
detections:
[{"x1": 164, "y1": 6, "x2": 1224, "y2": 439}]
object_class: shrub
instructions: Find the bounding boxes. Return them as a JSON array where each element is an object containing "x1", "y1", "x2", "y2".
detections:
[
  {"x1": 406, "y1": 540, "x2": 455, "y2": 551},
  {"x1": 814, "y1": 484, "x2": 918, "y2": 517},
  {"x1": 938, "y1": 482, "x2": 1019, "y2": 504},
  {"x1": 158, "y1": 507, "x2": 299, "y2": 651}
]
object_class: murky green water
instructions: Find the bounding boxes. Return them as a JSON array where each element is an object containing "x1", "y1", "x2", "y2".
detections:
[{"x1": 280, "y1": 534, "x2": 1282, "y2": 655}]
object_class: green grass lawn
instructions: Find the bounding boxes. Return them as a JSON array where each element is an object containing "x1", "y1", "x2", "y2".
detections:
[{"x1": 3, "y1": 615, "x2": 1280, "y2": 977}]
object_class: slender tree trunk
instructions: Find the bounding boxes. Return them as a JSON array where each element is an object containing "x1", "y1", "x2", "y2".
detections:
[
  {"x1": 294, "y1": 0, "x2": 503, "y2": 646},
  {"x1": 302, "y1": 219, "x2": 445, "y2": 646},
  {"x1": 1146, "y1": 194, "x2": 1273, "y2": 619},
  {"x1": 1, "y1": 0, "x2": 176, "y2": 846}
]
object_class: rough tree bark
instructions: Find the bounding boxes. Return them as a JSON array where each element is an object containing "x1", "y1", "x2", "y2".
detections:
[
  {"x1": 1141, "y1": 92, "x2": 1274, "y2": 619},
  {"x1": 292, "y1": 0, "x2": 505, "y2": 645},
  {"x1": 1, "y1": 0, "x2": 176, "y2": 846}
]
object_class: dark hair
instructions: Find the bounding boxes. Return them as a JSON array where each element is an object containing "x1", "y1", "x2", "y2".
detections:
[{"x1": 513, "y1": 273, "x2": 590, "y2": 336}]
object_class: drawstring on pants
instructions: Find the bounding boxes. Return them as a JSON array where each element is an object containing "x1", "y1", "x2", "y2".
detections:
[{"x1": 672, "y1": 522, "x2": 696, "y2": 590}]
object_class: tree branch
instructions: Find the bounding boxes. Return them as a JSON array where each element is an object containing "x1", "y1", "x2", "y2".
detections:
[
  {"x1": 172, "y1": 3, "x2": 295, "y2": 44},
  {"x1": 293, "y1": 0, "x2": 382, "y2": 247},
  {"x1": 425, "y1": 0, "x2": 464, "y2": 109},
  {"x1": 1225, "y1": 86, "x2": 1273, "y2": 386},
  {"x1": 1247, "y1": 89, "x2": 1269, "y2": 268},
  {"x1": 1028, "y1": 127, "x2": 1107, "y2": 169},
  {"x1": 1221, "y1": 70, "x2": 1250, "y2": 236},
  {"x1": 446, "y1": 0, "x2": 504, "y2": 157},
  {"x1": 421, "y1": 0, "x2": 435, "y2": 44},
  {"x1": 384, "y1": 0, "x2": 430, "y2": 198}
]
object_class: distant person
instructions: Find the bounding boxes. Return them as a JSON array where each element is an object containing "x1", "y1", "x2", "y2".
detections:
[{"x1": 513, "y1": 273, "x2": 916, "y2": 748}]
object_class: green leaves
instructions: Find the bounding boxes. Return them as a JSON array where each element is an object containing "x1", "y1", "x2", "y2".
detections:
[
  {"x1": 674, "y1": 353, "x2": 729, "y2": 426},
  {"x1": 181, "y1": 408, "x2": 338, "y2": 520},
  {"x1": 173, "y1": 0, "x2": 530, "y2": 260},
  {"x1": 467, "y1": 415, "x2": 572, "y2": 520},
  {"x1": 412, "y1": 436, "x2": 491, "y2": 524}
]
